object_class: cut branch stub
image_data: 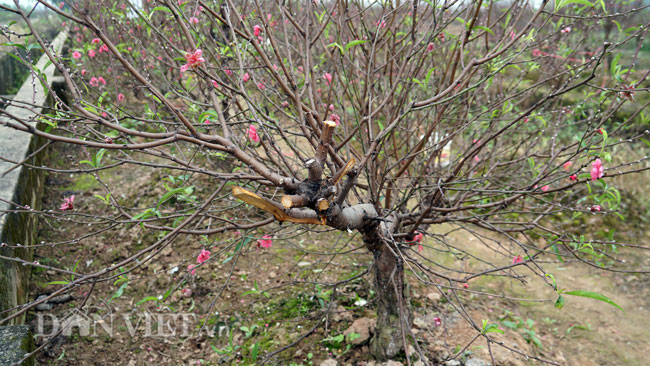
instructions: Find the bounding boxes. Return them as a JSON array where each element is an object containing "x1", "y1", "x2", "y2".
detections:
[
  {"x1": 232, "y1": 186, "x2": 322, "y2": 225},
  {"x1": 332, "y1": 158, "x2": 356, "y2": 185},
  {"x1": 308, "y1": 120, "x2": 337, "y2": 182},
  {"x1": 281, "y1": 194, "x2": 309, "y2": 209}
]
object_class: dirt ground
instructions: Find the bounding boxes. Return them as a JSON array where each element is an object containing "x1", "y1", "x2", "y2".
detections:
[{"x1": 28, "y1": 143, "x2": 650, "y2": 366}]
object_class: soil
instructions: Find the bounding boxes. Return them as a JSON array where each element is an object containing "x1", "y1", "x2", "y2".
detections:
[{"x1": 27, "y1": 143, "x2": 650, "y2": 366}]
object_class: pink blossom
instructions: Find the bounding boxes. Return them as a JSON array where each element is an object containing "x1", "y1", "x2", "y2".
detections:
[
  {"x1": 104, "y1": 137, "x2": 113, "y2": 144},
  {"x1": 426, "y1": 43, "x2": 434, "y2": 52},
  {"x1": 569, "y1": 174, "x2": 577, "y2": 181},
  {"x1": 127, "y1": 46, "x2": 132, "y2": 51},
  {"x1": 247, "y1": 124, "x2": 260, "y2": 143},
  {"x1": 328, "y1": 113, "x2": 341, "y2": 126},
  {"x1": 561, "y1": 26, "x2": 571, "y2": 34},
  {"x1": 433, "y1": 317, "x2": 442, "y2": 327},
  {"x1": 181, "y1": 288, "x2": 192, "y2": 297},
  {"x1": 257, "y1": 235, "x2": 273, "y2": 249},
  {"x1": 463, "y1": 283, "x2": 469, "y2": 289},
  {"x1": 196, "y1": 249, "x2": 211, "y2": 264},
  {"x1": 91, "y1": 38, "x2": 101, "y2": 44},
  {"x1": 89, "y1": 77, "x2": 99, "y2": 87},
  {"x1": 189, "y1": 17, "x2": 199, "y2": 25},
  {"x1": 72, "y1": 51, "x2": 82, "y2": 59},
  {"x1": 473, "y1": 155, "x2": 480, "y2": 162},
  {"x1": 211, "y1": 79, "x2": 218, "y2": 88},
  {"x1": 98, "y1": 76, "x2": 106, "y2": 85},
  {"x1": 257, "y1": 82, "x2": 266, "y2": 90},
  {"x1": 59, "y1": 2, "x2": 64, "y2": 9},
  {"x1": 590, "y1": 158, "x2": 604, "y2": 180},
  {"x1": 242, "y1": 72, "x2": 250, "y2": 82},
  {"x1": 187, "y1": 264, "x2": 196, "y2": 275},
  {"x1": 225, "y1": 69, "x2": 233, "y2": 76},
  {"x1": 590, "y1": 205, "x2": 601, "y2": 212},
  {"x1": 323, "y1": 72, "x2": 332, "y2": 85},
  {"x1": 88, "y1": 49, "x2": 96, "y2": 58},
  {"x1": 81, "y1": 69, "x2": 86, "y2": 76},
  {"x1": 563, "y1": 161, "x2": 572, "y2": 170},
  {"x1": 253, "y1": 25, "x2": 263, "y2": 37},
  {"x1": 180, "y1": 49, "x2": 205, "y2": 72},
  {"x1": 541, "y1": 185, "x2": 549, "y2": 192},
  {"x1": 512, "y1": 255, "x2": 523, "y2": 264},
  {"x1": 204, "y1": 119, "x2": 210, "y2": 124},
  {"x1": 117, "y1": 93, "x2": 125, "y2": 102},
  {"x1": 60, "y1": 195, "x2": 75, "y2": 211},
  {"x1": 532, "y1": 48, "x2": 542, "y2": 57},
  {"x1": 509, "y1": 30, "x2": 516, "y2": 40},
  {"x1": 281, "y1": 101, "x2": 289, "y2": 108},
  {"x1": 413, "y1": 232, "x2": 424, "y2": 243}
]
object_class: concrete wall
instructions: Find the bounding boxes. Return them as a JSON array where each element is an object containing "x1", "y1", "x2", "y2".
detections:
[{"x1": 0, "y1": 30, "x2": 68, "y2": 326}]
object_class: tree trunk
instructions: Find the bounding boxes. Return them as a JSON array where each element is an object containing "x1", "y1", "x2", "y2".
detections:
[{"x1": 363, "y1": 225, "x2": 410, "y2": 360}]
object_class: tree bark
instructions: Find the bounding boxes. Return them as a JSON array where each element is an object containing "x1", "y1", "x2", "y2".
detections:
[{"x1": 363, "y1": 222, "x2": 410, "y2": 361}]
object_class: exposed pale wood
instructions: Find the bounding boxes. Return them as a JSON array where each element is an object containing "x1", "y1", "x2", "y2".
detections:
[
  {"x1": 332, "y1": 158, "x2": 356, "y2": 185},
  {"x1": 232, "y1": 186, "x2": 322, "y2": 225},
  {"x1": 281, "y1": 194, "x2": 308, "y2": 209}
]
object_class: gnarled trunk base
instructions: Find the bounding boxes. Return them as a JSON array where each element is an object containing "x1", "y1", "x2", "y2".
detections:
[{"x1": 364, "y1": 226, "x2": 410, "y2": 361}]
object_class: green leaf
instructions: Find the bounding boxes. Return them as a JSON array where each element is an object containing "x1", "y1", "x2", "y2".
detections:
[
  {"x1": 555, "y1": 0, "x2": 593, "y2": 12},
  {"x1": 136, "y1": 296, "x2": 159, "y2": 305},
  {"x1": 327, "y1": 42, "x2": 344, "y2": 55},
  {"x1": 563, "y1": 290, "x2": 623, "y2": 311},
  {"x1": 157, "y1": 186, "x2": 193, "y2": 209},
  {"x1": 473, "y1": 26, "x2": 494, "y2": 36},
  {"x1": 345, "y1": 39, "x2": 368, "y2": 51},
  {"x1": 46, "y1": 280, "x2": 70, "y2": 285},
  {"x1": 555, "y1": 295, "x2": 565, "y2": 309}
]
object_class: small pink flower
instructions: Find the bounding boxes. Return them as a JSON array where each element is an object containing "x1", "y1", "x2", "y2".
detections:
[
  {"x1": 433, "y1": 317, "x2": 441, "y2": 327},
  {"x1": 99, "y1": 44, "x2": 109, "y2": 53},
  {"x1": 72, "y1": 51, "x2": 82, "y2": 59},
  {"x1": 242, "y1": 72, "x2": 250, "y2": 82},
  {"x1": 98, "y1": 76, "x2": 106, "y2": 85},
  {"x1": 463, "y1": 283, "x2": 469, "y2": 289},
  {"x1": 88, "y1": 49, "x2": 96, "y2": 58},
  {"x1": 412, "y1": 232, "x2": 424, "y2": 243},
  {"x1": 247, "y1": 124, "x2": 260, "y2": 143},
  {"x1": 180, "y1": 49, "x2": 205, "y2": 72},
  {"x1": 512, "y1": 255, "x2": 523, "y2": 264},
  {"x1": 204, "y1": 119, "x2": 210, "y2": 124},
  {"x1": 81, "y1": 69, "x2": 86, "y2": 76},
  {"x1": 181, "y1": 288, "x2": 192, "y2": 297},
  {"x1": 257, "y1": 235, "x2": 273, "y2": 249},
  {"x1": 563, "y1": 161, "x2": 572, "y2": 170},
  {"x1": 569, "y1": 174, "x2": 577, "y2": 181},
  {"x1": 104, "y1": 137, "x2": 113, "y2": 144},
  {"x1": 89, "y1": 77, "x2": 99, "y2": 87},
  {"x1": 189, "y1": 17, "x2": 199, "y2": 24},
  {"x1": 211, "y1": 79, "x2": 218, "y2": 88},
  {"x1": 509, "y1": 30, "x2": 516, "y2": 40},
  {"x1": 225, "y1": 69, "x2": 233, "y2": 76},
  {"x1": 561, "y1": 26, "x2": 571, "y2": 34},
  {"x1": 426, "y1": 43, "x2": 434, "y2": 52},
  {"x1": 590, "y1": 158, "x2": 604, "y2": 181},
  {"x1": 117, "y1": 93, "x2": 125, "y2": 102},
  {"x1": 323, "y1": 72, "x2": 332, "y2": 85},
  {"x1": 281, "y1": 101, "x2": 289, "y2": 108},
  {"x1": 541, "y1": 185, "x2": 549, "y2": 192},
  {"x1": 187, "y1": 264, "x2": 196, "y2": 275},
  {"x1": 60, "y1": 195, "x2": 75, "y2": 211},
  {"x1": 532, "y1": 48, "x2": 542, "y2": 57},
  {"x1": 473, "y1": 155, "x2": 480, "y2": 162},
  {"x1": 91, "y1": 38, "x2": 101, "y2": 44},
  {"x1": 59, "y1": 2, "x2": 64, "y2": 9},
  {"x1": 197, "y1": 249, "x2": 211, "y2": 264},
  {"x1": 597, "y1": 128, "x2": 604, "y2": 135},
  {"x1": 590, "y1": 205, "x2": 601, "y2": 212},
  {"x1": 253, "y1": 25, "x2": 263, "y2": 37},
  {"x1": 127, "y1": 46, "x2": 132, "y2": 51},
  {"x1": 328, "y1": 113, "x2": 341, "y2": 126},
  {"x1": 257, "y1": 82, "x2": 266, "y2": 90},
  {"x1": 297, "y1": 66, "x2": 303, "y2": 73}
]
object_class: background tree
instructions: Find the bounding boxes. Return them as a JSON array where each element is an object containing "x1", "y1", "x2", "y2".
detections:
[{"x1": 1, "y1": 0, "x2": 649, "y2": 363}]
